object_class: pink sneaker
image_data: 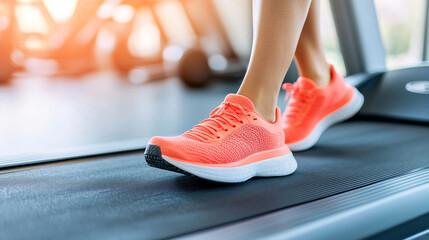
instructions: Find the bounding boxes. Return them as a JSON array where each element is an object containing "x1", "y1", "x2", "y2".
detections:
[
  {"x1": 282, "y1": 65, "x2": 364, "y2": 151},
  {"x1": 145, "y1": 94, "x2": 297, "y2": 183}
]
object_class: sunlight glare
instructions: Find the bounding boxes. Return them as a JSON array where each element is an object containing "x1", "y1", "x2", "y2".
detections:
[
  {"x1": 128, "y1": 8, "x2": 161, "y2": 58},
  {"x1": 113, "y1": 5, "x2": 135, "y2": 23},
  {"x1": 154, "y1": 1, "x2": 195, "y2": 40},
  {"x1": 24, "y1": 36, "x2": 45, "y2": 50},
  {"x1": 15, "y1": 4, "x2": 48, "y2": 33},
  {"x1": 42, "y1": 0, "x2": 78, "y2": 23}
]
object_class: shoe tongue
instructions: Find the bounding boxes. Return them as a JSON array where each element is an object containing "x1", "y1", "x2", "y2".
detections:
[
  {"x1": 224, "y1": 94, "x2": 255, "y2": 111},
  {"x1": 297, "y1": 77, "x2": 317, "y2": 89},
  {"x1": 185, "y1": 94, "x2": 254, "y2": 141}
]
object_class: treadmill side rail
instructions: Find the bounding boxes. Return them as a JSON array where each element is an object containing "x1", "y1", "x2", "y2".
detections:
[{"x1": 182, "y1": 168, "x2": 429, "y2": 240}]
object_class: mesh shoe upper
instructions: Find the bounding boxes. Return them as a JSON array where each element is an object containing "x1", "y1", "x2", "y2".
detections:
[
  {"x1": 149, "y1": 94, "x2": 286, "y2": 164},
  {"x1": 282, "y1": 65, "x2": 355, "y2": 144}
]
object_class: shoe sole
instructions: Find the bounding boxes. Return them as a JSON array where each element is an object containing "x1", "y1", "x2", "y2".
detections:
[
  {"x1": 144, "y1": 144, "x2": 297, "y2": 183},
  {"x1": 288, "y1": 87, "x2": 364, "y2": 151}
]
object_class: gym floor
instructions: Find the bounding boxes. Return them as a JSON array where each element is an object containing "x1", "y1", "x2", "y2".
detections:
[{"x1": 0, "y1": 72, "x2": 288, "y2": 160}]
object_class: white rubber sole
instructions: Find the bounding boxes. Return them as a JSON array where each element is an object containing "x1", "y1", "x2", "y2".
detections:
[
  {"x1": 162, "y1": 153, "x2": 297, "y2": 183},
  {"x1": 288, "y1": 87, "x2": 364, "y2": 151}
]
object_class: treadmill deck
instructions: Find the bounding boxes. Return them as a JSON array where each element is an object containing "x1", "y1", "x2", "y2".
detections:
[{"x1": 1, "y1": 119, "x2": 429, "y2": 240}]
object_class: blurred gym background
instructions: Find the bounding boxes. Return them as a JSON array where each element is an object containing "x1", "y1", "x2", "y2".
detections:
[{"x1": 0, "y1": 0, "x2": 426, "y2": 158}]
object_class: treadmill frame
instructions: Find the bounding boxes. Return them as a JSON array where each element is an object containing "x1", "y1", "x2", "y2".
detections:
[
  {"x1": 330, "y1": 0, "x2": 386, "y2": 75},
  {"x1": 182, "y1": 167, "x2": 429, "y2": 240}
]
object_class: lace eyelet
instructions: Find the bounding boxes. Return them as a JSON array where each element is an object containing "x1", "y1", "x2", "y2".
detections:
[
  {"x1": 253, "y1": 118, "x2": 257, "y2": 121},
  {"x1": 217, "y1": 136, "x2": 220, "y2": 139},
  {"x1": 225, "y1": 129, "x2": 228, "y2": 131},
  {"x1": 240, "y1": 121, "x2": 244, "y2": 123},
  {"x1": 233, "y1": 125, "x2": 236, "y2": 128}
]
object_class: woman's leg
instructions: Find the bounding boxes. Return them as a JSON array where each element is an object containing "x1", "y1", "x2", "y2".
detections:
[
  {"x1": 146, "y1": 0, "x2": 364, "y2": 182},
  {"x1": 294, "y1": 0, "x2": 330, "y2": 86},
  {"x1": 237, "y1": 0, "x2": 312, "y2": 123},
  {"x1": 146, "y1": 0, "x2": 310, "y2": 182},
  {"x1": 282, "y1": 0, "x2": 365, "y2": 151}
]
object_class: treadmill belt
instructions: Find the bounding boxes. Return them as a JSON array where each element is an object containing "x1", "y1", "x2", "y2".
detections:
[{"x1": 1, "y1": 120, "x2": 429, "y2": 240}]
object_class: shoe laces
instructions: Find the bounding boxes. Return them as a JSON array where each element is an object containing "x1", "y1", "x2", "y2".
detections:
[
  {"x1": 282, "y1": 83, "x2": 314, "y2": 123},
  {"x1": 185, "y1": 102, "x2": 248, "y2": 142}
]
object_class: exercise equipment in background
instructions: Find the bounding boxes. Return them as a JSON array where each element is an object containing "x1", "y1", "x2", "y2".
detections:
[{"x1": 0, "y1": 1, "x2": 14, "y2": 83}]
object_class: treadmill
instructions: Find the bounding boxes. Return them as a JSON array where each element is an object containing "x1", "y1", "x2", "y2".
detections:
[{"x1": 1, "y1": 1, "x2": 429, "y2": 239}]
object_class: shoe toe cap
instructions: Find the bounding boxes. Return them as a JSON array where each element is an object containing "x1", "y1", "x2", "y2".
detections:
[{"x1": 148, "y1": 136, "x2": 188, "y2": 161}]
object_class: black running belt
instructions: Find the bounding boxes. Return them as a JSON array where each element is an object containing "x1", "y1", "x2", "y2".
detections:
[{"x1": 1, "y1": 120, "x2": 429, "y2": 240}]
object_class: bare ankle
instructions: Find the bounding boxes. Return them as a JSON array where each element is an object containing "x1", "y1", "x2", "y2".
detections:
[
  {"x1": 236, "y1": 91, "x2": 277, "y2": 123},
  {"x1": 255, "y1": 107, "x2": 276, "y2": 123},
  {"x1": 311, "y1": 68, "x2": 331, "y2": 87},
  {"x1": 300, "y1": 63, "x2": 331, "y2": 87}
]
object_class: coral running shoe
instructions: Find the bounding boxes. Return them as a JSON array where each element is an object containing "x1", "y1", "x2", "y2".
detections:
[
  {"x1": 144, "y1": 94, "x2": 297, "y2": 183},
  {"x1": 282, "y1": 65, "x2": 364, "y2": 151}
]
